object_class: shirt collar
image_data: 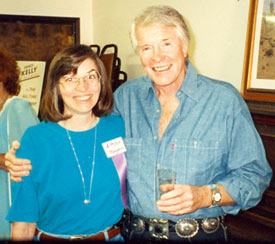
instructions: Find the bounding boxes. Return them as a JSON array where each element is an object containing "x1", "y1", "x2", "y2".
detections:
[
  {"x1": 144, "y1": 76, "x2": 156, "y2": 100},
  {"x1": 177, "y1": 62, "x2": 199, "y2": 102}
]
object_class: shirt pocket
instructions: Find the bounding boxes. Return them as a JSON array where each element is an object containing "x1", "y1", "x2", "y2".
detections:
[
  {"x1": 173, "y1": 139, "x2": 222, "y2": 185},
  {"x1": 124, "y1": 137, "x2": 142, "y2": 183}
]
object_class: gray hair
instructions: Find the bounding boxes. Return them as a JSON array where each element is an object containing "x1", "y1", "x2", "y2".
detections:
[{"x1": 130, "y1": 5, "x2": 190, "y2": 53}]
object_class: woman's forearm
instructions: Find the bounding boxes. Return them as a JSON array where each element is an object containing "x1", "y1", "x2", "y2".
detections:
[{"x1": 12, "y1": 222, "x2": 36, "y2": 241}]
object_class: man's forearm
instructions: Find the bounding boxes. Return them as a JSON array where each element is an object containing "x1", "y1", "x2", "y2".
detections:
[{"x1": 0, "y1": 153, "x2": 8, "y2": 171}]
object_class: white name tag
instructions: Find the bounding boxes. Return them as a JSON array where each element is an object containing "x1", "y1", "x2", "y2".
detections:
[{"x1": 102, "y1": 137, "x2": 127, "y2": 158}]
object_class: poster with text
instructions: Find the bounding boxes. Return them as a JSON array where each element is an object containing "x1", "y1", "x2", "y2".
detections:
[{"x1": 17, "y1": 61, "x2": 46, "y2": 115}]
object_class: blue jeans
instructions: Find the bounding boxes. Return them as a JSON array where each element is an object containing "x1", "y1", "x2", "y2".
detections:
[{"x1": 108, "y1": 233, "x2": 124, "y2": 242}]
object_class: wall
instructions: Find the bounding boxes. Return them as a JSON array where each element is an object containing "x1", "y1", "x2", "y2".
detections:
[
  {"x1": 92, "y1": 0, "x2": 251, "y2": 91},
  {"x1": 0, "y1": 0, "x2": 251, "y2": 91},
  {"x1": 0, "y1": 0, "x2": 93, "y2": 44}
]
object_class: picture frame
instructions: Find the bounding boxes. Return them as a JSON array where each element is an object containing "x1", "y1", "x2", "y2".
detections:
[
  {"x1": 242, "y1": 0, "x2": 275, "y2": 102},
  {"x1": 0, "y1": 14, "x2": 80, "y2": 63},
  {"x1": 0, "y1": 14, "x2": 80, "y2": 116}
]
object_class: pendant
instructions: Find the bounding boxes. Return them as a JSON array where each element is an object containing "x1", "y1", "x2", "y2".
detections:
[{"x1": 84, "y1": 199, "x2": 90, "y2": 204}]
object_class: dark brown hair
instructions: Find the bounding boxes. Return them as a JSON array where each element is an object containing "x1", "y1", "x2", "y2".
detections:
[
  {"x1": 0, "y1": 48, "x2": 20, "y2": 95},
  {"x1": 40, "y1": 44, "x2": 113, "y2": 122}
]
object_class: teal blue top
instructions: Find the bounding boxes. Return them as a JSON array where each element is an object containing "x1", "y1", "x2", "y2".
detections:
[
  {"x1": 0, "y1": 97, "x2": 39, "y2": 240},
  {"x1": 7, "y1": 115, "x2": 125, "y2": 235}
]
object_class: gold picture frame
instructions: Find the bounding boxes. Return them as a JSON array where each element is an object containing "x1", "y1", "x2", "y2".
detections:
[
  {"x1": 0, "y1": 14, "x2": 80, "y2": 63},
  {"x1": 242, "y1": 0, "x2": 275, "y2": 102}
]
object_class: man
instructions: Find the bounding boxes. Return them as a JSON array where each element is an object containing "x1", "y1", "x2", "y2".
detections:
[
  {"x1": 113, "y1": 5, "x2": 272, "y2": 242},
  {"x1": 5, "y1": 5, "x2": 272, "y2": 243}
]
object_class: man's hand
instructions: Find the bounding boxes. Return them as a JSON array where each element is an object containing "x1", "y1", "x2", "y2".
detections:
[
  {"x1": 5, "y1": 141, "x2": 32, "y2": 182},
  {"x1": 156, "y1": 184, "x2": 211, "y2": 215}
]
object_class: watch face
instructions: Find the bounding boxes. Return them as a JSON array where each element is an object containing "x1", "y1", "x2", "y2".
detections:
[
  {"x1": 209, "y1": 185, "x2": 221, "y2": 206},
  {"x1": 214, "y1": 192, "x2": 221, "y2": 202}
]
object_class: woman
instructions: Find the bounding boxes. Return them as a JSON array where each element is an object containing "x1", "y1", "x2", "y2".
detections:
[
  {"x1": 0, "y1": 48, "x2": 39, "y2": 240},
  {"x1": 6, "y1": 44, "x2": 126, "y2": 241}
]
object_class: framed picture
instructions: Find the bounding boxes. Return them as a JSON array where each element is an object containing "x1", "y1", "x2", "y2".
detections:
[
  {"x1": 242, "y1": 0, "x2": 275, "y2": 102},
  {"x1": 0, "y1": 14, "x2": 80, "y2": 63},
  {"x1": 0, "y1": 14, "x2": 80, "y2": 116}
]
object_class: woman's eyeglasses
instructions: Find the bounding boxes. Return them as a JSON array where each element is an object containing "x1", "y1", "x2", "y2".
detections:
[{"x1": 60, "y1": 70, "x2": 101, "y2": 89}]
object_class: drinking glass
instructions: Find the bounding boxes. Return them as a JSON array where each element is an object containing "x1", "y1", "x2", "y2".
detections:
[{"x1": 155, "y1": 168, "x2": 176, "y2": 201}]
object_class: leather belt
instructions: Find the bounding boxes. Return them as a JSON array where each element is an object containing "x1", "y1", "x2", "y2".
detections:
[
  {"x1": 123, "y1": 210, "x2": 224, "y2": 239},
  {"x1": 35, "y1": 226, "x2": 120, "y2": 241}
]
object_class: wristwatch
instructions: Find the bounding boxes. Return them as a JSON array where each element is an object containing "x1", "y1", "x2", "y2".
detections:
[{"x1": 209, "y1": 184, "x2": 221, "y2": 207}]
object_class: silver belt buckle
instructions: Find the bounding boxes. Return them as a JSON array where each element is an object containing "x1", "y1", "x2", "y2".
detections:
[
  {"x1": 150, "y1": 218, "x2": 169, "y2": 239},
  {"x1": 201, "y1": 217, "x2": 220, "y2": 234},
  {"x1": 132, "y1": 216, "x2": 145, "y2": 233},
  {"x1": 175, "y1": 218, "x2": 199, "y2": 238}
]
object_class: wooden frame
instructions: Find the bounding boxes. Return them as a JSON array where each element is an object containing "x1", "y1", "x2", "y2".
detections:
[
  {"x1": 242, "y1": 0, "x2": 275, "y2": 102},
  {"x1": 0, "y1": 14, "x2": 80, "y2": 63}
]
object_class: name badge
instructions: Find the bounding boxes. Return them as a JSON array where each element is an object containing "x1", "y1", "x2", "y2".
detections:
[{"x1": 102, "y1": 137, "x2": 127, "y2": 158}]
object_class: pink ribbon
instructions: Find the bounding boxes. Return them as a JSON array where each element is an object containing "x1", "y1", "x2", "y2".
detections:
[{"x1": 112, "y1": 153, "x2": 127, "y2": 207}]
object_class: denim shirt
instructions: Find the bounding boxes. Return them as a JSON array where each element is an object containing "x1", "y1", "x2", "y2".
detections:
[{"x1": 113, "y1": 62, "x2": 272, "y2": 222}]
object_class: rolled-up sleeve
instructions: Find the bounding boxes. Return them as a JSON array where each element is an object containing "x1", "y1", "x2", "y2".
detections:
[{"x1": 218, "y1": 103, "x2": 272, "y2": 214}]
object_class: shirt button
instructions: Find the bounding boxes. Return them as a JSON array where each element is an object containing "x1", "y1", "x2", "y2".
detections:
[
  {"x1": 156, "y1": 109, "x2": 160, "y2": 113},
  {"x1": 154, "y1": 136, "x2": 158, "y2": 140}
]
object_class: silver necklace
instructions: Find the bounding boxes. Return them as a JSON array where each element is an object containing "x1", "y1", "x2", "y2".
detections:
[{"x1": 66, "y1": 126, "x2": 97, "y2": 204}]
